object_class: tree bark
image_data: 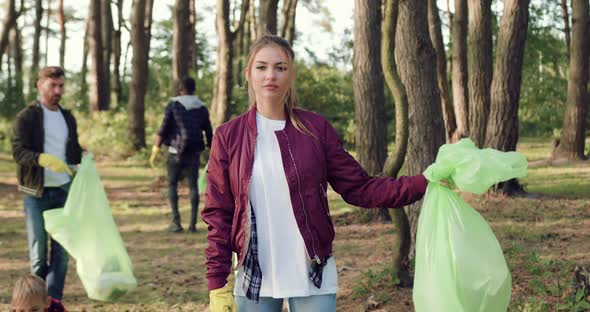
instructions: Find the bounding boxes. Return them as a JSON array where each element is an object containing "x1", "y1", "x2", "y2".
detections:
[
  {"x1": 11, "y1": 26, "x2": 24, "y2": 108},
  {"x1": 80, "y1": 16, "x2": 89, "y2": 109},
  {"x1": 561, "y1": 0, "x2": 571, "y2": 60},
  {"x1": 29, "y1": 0, "x2": 43, "y2": 101},
  {"x1": 353, "y1": 0, "x2": 390, "y2": 223},
  {"x1": 173, "y1": 0, "x2": 193, "y2": 90},
  {"x1": 88, "y1": 0, "x2": 109, "y2": 111},
  {"x1": 257, "y1": 0, "x2": 278, "y2": 36},
  {"x1": 451, "y1": 0, "x2": 469, "y2": 139},
  {"x1": 428, "y1": 0, "x2": 457, "y2": 143},
  {"x1": 249, "y1": 0, "x2": 257, "y2": 40},
  {"x1": 0, "y1": 0, "x2": 18, "y2": 72},
  {"x1": 56, "y1": 0, "x2": 65, "y2": 68},
  {"x1": 44, "y1": 0, "x2": 51, "y2": 67},
  {"x1": 113, "y1": 0, "x2": 124, "y2": 105},
  {"x1": 212, "y1": 0, "x2": 233, "y2": 127},
  {"x1": 381, "y1": 0, "x2": 411, "y2": 286},
  {"x1": 102, "y1": 0, "x2": 113, "y2": 104},
  {"x1": 232, "y1": 0, "x2": 249, "y2": 87},
  {"x1": 467, "y1": 0, "x2": 493, "y2": 147},
  {"x1": 395, "y1": 0, "x2": 445, "y2": 260},
  {"x1": 189, "y1": 0, "x2": 197, "y2": 71},
  {"x1": 485, "y1": 0, "x2": 530, "y2": 195},
  {"x1": 279, "y1": 0, "x2": 297, "y2": 44},
  {"x1": 127, "y1": 0, "x2": 154, "y2": 150},
  {"x1": 557, "y1": 0, "x2": 589, "y2": 160}
]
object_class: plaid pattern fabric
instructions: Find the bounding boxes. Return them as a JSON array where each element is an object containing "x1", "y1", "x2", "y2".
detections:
[
  {"x1": 242, "y1": 203, "x2": 331, "y2": 302},
  {"x1": 242, "y1": 204, "x2": 262, "y2": 303},
  {"x1": 309, "y1": 256, "x2": 330, "y2": 288}
]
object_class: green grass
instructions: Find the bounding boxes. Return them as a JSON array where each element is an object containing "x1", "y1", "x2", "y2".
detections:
[
  {"x1": 1, "y1": 137, "x2": 589, "y2": 311},
  {"x1": 522, "y1": 164, "x2": 590, "y2": 197}
]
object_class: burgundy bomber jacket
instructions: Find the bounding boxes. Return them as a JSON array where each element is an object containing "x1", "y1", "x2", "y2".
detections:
[{"x1": 202, "y1": 106, "x2": 427, "y2": 291}]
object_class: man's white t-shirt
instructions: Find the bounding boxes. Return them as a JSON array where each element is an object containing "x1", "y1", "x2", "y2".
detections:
[
  {"x1": 41, "y1": 104, "x2": 71, "y2": 187},
  {"x1": 234, "y1": 112, "x2": 338, "y2": 298}
]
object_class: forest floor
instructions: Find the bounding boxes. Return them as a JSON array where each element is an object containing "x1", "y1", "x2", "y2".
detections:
[{"x1": 0, "y1": 138, "x2": 588, "y2": 311}]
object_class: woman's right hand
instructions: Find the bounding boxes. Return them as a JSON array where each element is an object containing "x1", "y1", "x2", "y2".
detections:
[{"x1": 209, "y1": 282, "x2": 237, "y2": 312}]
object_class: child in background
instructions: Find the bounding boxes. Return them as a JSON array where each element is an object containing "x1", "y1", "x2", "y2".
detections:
[{"x1": 10, "y1": 274, "x2": 49, "y2": 312}]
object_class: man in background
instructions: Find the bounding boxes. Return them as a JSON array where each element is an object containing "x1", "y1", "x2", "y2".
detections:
[{"x1": 150, "y1": 77, "x2": 213, "y2": 233}]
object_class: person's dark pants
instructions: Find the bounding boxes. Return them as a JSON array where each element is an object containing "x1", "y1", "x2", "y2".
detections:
[
  {"x1": 167, "y1": 153, "x2": 200, "y2": 229},
  {"x1": 24, "y1": 185, "x2": 70, "y2": 300}
]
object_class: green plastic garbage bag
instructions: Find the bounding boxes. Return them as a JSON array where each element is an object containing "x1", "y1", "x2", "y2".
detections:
[
  {"x1": 44, "y1": 155, "x2": 137, "y2": 301},
  {"x1": 413, "y1": 138, "x2": 527, "y2": 312},
  {"x1": 198, "y1": 162, "x2": 208, "y2": 194}
]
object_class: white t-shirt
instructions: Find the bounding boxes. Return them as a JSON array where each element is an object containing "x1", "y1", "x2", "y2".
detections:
[
  {"x1": 234, "y1": 112, "x2": 338, "y2": 298},
  {"x1": 41, "y1": 104, "x2": 70, "y2": 187}
]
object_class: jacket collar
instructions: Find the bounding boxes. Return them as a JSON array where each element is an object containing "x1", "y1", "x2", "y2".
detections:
[
  {"x1": 36, "y1": 100, "x2": 65, "y2": 113},
  {"x1": 245, "y1": 104, "x2": 293, "y2": 135}
]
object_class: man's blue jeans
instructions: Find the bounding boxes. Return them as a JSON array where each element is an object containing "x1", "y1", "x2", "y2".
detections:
[
  {"x1": 24, "y1": 186, "x2": 69, "y2": 300},
  {"x1": 235, "y1": 294, "x2": 337, "y2": 312}
]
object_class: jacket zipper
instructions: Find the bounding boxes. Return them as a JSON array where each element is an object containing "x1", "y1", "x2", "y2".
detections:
[
  {"x1": 319, "y1": 183, "x2": 330, "y2": 216},
  {"x1": 281, "y1": 130, "x2": 321, "y2": 265},
  {"x1": 239, "y1": 131, "x2": 256, "y2": 267}
]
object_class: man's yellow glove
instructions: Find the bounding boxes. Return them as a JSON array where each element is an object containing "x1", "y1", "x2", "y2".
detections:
[
  {"x1": 149, "y1": 146, "x2": 160, "y2": 168},
  {"x1": 209, "y1": 283, "x2": 237, "y2": 312},
  {"x1": 38, "y1": 153, "x2": 73, "y2": 176}
]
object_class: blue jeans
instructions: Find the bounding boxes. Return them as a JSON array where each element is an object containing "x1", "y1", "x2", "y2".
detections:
[
  {"x1": 235, "y1": 294, "x2": 337, "y2": 312},
  {"x1": 24, "y1": 186, "x2": 69, "y2": 300}
]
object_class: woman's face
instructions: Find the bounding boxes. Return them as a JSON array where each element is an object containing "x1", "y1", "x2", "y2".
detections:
[{"x1": 248, "y1": 45, "x2": 292, "y2": 104}]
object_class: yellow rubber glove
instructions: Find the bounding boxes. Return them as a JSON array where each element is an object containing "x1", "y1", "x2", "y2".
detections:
[
  {"x1": 209, "y1": 283, "x2": 237, "y2": 312},
  {"x1": 38, "y1": 153, "x2": 73, "y2": 176},
  {"x1": 149, "y1": 146, "x2": 160, "y2": 168}
]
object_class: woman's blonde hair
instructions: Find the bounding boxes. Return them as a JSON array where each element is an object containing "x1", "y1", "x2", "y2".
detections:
[
  {"x1": 11, "y1": 274, "x2": 47, "y2": 309},
  {"x1": 244, "y1": 35, "x2": 313, "y2": 136}
]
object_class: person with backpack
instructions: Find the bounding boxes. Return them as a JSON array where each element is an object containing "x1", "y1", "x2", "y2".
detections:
[{"x1": 150, "y1": 77, "x2": 213, "y2": 233}]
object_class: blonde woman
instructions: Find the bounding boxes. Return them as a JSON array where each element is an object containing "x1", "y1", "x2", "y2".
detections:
[{"x1": 202, "y1": 35, "x2": 428, "y2": 312}]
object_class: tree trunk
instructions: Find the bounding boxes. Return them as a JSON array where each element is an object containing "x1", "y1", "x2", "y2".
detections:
[
  {"x1": 80, "y1": 16, "x2": 89, "y2": 109},
  {"x1": 127, "y1": 0, "x2": 154, "y2": 150},
  {"x1": 485, "y1": 0, "x2": 530, "y2": 195},
  {"x1": 428, "y1": 0, "x2": 457, "y2": 143},
  {"x1": 353, "y1": 0, "x2": 390, "y2": 223},
  {"x1": 395, "y1": 0, "x2": 445, "y2": 260},
  {"x1": 279, "y1": 0, "x2": 297, "y2": 44},
  {"x1": 102, "y1": 0, "x2": 113, "y2": 105},
  {"x1": 232, "y1": 0, "x2": 250, "y2": 87},
  {"x1": 44, "y1": 0, "x2": 51, "y2": 67},
  {"x1": 0, "y1": 0, "x2": 18, "y2": 72},
  {"x1": 212, "y1": 0, "x2": 233, "y2": 127},
  {"x1": 561, "y1": 0, "x2": 571, "y2": 60},
  {"x1": 56, "y1": 0, "x2": 65, "y2": 68},
  {"x1": 173, "y1": 0, "x2": 193, "y2": 90},
  {"x1": 467, "y1": 0, "x2": 493, "y2": 148},
  {"x1": 29, "y1": 0, "x2": 43, "y2": 101},
  {"x1": 557, "y1": 0, "x2": 590, "y2": 160},
  {"x1": 11, "y1": 26, "x2": 24, "y2": 109},
  {"x1": 451, "y1": 0, "x2": 469, "y2": 139},
  {"x1": 381, "y1": 0, "x2": 411, "y2": 286},
  {"x1": 257, "y1": 0, "x2": 278, "y2": 36},
  {"x1": 249, "y1": 0, "x2": 257, "y2": 40},
  {"x1": 113, "y1": 0, "x2": 124, "y2": 105},
  {"x1": 88, "y1": 0, "x2": 109, "y2": 111},
  {"x1": 189, "y1": 0, "x2": 197, "y2": 71}
]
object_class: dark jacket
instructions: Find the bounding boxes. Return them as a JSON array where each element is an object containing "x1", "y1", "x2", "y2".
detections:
[
  {"x1": 157, "y1": 95, "x2": 213, "y2": 163},
  {"x1": 12, "y1": 102, "x2": 82, "y2": 197},
  {"x1": 202, "y1": 106, "x2": 427, "y2": 290}
]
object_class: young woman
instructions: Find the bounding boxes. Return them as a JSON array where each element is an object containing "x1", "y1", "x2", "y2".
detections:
[{"x1": 202, "y1": 35, "x2": 428, "y2": 312}]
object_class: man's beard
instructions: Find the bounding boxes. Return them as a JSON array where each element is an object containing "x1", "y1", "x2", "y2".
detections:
[{"x1": 49, "y1": 95, "x2": 61, "y2": 105}]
